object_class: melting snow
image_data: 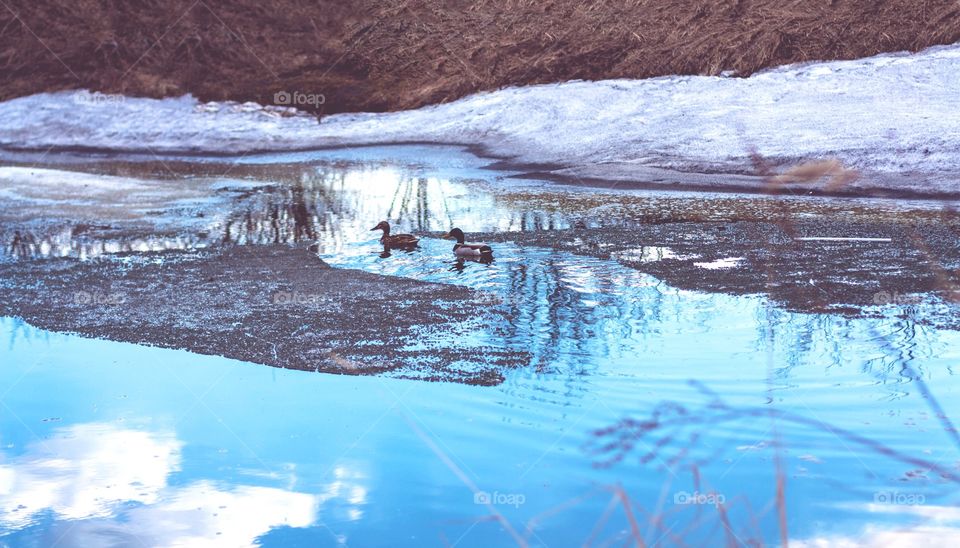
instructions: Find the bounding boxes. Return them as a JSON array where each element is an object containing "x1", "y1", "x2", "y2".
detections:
[
  {"x1": 694, "y1": 257, "x2": 745, "y2": 270},
  {"x1": 1, "y1": 44, "x2": 959, "y2": 195},
  {"x1": 794, "y1": 237, "x2": 893, "y2": 242}
]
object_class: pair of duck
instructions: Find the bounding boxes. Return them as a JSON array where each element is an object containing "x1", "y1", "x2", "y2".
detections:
[{"x1": 370, "y1": 221, "x2": 493, "y2": 258}]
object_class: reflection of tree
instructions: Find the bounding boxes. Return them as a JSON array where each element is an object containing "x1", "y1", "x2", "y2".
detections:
[
  {"x1": 3, "y1": 317, "x2": 51, "y2": 351},
  {"x1": 747, "y1": 304, "x2": 945, "y2": 390},
  {"x1": 2, "y1": 161, "x2": 572, "y2": 262},
  {"x1": 497, "y1": 255, "x2": 627, "y2": 380},
  {"x1": 222, "y1": 171, "x2": 338, "y2": 246},
  {"x1": 8, "y1": 231, "x2": 34, "y2": 260},
  {"x1": 2, "y1": 226, "x2": 209, "y2": 262},
  {"x1": 386, "y1": 176, "x2": 451, "y2": 231},
  {"x1": 220, "y1": 168, "x2": 455, "y2": 246},
  {"x1": 290, "y1": 181, "x2": 317, "y2": 242}
]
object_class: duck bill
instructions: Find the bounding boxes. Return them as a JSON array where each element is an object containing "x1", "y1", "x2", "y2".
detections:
[
  {"x1": 440, "y1": 231, "x2": 451, "y2": 240},
  {"x1": 370, "y1": 226, "x2": 380, "y2": 231}
]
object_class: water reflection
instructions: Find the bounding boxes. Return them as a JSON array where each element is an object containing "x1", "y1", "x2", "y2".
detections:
[
  {"x1": 319, "y1": 240, "x2": 959, "y2": 417},
  {"x1": 218, "y1": 167, "x2": 568, "y2": 254},
  {"x1": 4, "y1": 226, "x2": 211, "y2": 262},
  {"x1": 3, "y1": 150, "x2": 960, "y2": 544},
  {"x1": 0, "y1": 163, "x2": 568, "y2": 263},
  {"x1": 449, "y1": 255, "x2": 494, "y2": 273},
  {"x1": 2, "y1": 157, "x2": 956, "y2": 392},
  {"x1": 0, "y1": 420, "x2": 373, "y2": 546},
  {"x1": 50, "y1": 481, "x2": 320, "y2": 548},
  {"x1": 2, "y1": 315, "x2": 959, "y2": 546},
  {"x1": 0, "y1": 423, "x2": 182, "y2": 527},
  {"x1": 791, "y1": 504, "x2": 960, "y2": 546}
]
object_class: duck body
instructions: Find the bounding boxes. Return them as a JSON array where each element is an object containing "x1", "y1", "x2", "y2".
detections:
[
  {"x1": 442, "y1": 228, "x2": 493, "y2": 258},
  {"x1": 371, "y1": 221, "x2": 419, "y2": 248},
  {"x1": 453, "y1": 242, "x2": 493, "y2": 257}
]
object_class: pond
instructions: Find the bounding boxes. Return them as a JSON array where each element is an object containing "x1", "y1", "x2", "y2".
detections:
[{"x1": 1, "y1": 145, "x2": 959, "y2": 546}]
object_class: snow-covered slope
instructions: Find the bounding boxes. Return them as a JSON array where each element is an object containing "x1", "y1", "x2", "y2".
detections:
[{"x1": 2, "y1": 44, "x2": 959, "y2": 195}]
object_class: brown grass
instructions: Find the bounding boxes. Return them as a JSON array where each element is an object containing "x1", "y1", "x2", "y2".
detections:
[
  {"x1": 1, "y1": 1, "x2": 959, "y2": 113},
  {"x1": 769, "y1": 159, "x2": 859, "y2": 190}
]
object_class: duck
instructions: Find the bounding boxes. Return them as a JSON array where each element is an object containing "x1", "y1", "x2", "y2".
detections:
[
  {"x1": 441, "y1": 228, "x2": 493, "y2": 258},
  {"x1": 370, "y1": 221, "x2": 419, "y2": 248}
]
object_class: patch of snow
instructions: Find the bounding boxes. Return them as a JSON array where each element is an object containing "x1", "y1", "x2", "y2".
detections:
[
  {"x1": 612, "y1": 246, "x2": 697, "y2": 263},
  {"x1": 694, "y1": 257, "x2": 744, "y2": 270},
  {"x1": 0, "y1": 166, "x2": 262, "y2": 233},
  {"x1": 2, "y1": 44, "x2": 960, "y2": 195},
  {"x1": 794, "y1": 237, "x2": 893, "y2": 242}
]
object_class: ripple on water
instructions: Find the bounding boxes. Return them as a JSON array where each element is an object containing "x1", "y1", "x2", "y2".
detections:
[{"x1": 2, "y1": 147, "x2": 960, "y2": 545}]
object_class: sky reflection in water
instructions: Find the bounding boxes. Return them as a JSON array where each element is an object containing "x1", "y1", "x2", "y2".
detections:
[{"x1": 1, "y1": 147, "x2": 959, "y2": 546}]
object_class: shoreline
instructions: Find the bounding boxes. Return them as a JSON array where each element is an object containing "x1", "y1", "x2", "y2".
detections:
[
  {"x1": 4, "y1": 141, "x2": 960, "y2": 204},
  {"x1": 0, "y1": 245, "x2": 529, "y2": 386}
]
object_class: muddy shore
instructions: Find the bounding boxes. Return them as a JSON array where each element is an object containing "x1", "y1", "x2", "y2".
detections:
[
  {"x1": 0, "y1": 245, "x2": 528, "y2": 385},
  {"x1": 470, "y1": 221, "x2": 960, "y2": 322}
]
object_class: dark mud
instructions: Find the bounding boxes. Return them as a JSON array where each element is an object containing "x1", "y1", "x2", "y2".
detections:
[
  {"x1": 467, "y1": 218, "x2": 960, "y2": 325},
  {"x1": 0, "y1": 245, "x2": 528, "y2": 385}
]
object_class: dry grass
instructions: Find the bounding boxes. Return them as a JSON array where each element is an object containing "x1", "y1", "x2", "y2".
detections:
[
  {"x1": 769, "y1": 159, "x2": 859, "y2": 191},
  {"x1": 353, "y1": 0, "x2": 960, "y2": 111},
  {"x1": 1, "y1": 1, "x2": 959, "y2": 113}
]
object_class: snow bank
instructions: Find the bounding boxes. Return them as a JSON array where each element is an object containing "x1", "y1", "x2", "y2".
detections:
[{"x1": 1, "y1": 44, "x2": 959, "y2": 195}]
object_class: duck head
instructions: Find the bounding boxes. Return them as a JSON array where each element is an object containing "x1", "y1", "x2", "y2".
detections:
[
  {"x1": 370, "y1": 221, "x2": 390, "y2": 234},
  {"x1": 441, "y1": 227, "x2": 466, "y2": 244}
]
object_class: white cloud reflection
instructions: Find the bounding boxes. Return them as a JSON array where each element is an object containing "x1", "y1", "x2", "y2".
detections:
[
  {"x1": 0, "y1": 423, "x2": 181, "y2": 526},
  {"x1": 794, "y1": 503, "x2": 960, "y2": 548},
  {"x1": 55, "y1": 481, "x2": 320, "y2": 547},
  {"x1": 0, "y1": 422, "x2": 365, "y2": 546}
]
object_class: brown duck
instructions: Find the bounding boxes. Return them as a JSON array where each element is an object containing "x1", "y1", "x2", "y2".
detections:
[{"x1": 371, "y1": 221, "x2": 419, "y2": 247}]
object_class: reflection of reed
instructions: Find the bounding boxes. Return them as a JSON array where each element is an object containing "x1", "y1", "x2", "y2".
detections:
[{"x1": 584, "y1": 154, "x2": 960, "y2": 545}]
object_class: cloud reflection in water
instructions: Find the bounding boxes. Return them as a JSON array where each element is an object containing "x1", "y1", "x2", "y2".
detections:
[{"x1": 0, "y1": 422, "x2": 366, "y2": 546}]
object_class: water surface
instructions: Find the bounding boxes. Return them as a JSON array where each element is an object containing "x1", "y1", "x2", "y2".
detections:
[{"x1": 1, "y1": 146, "x2": 959, "y2": 546}]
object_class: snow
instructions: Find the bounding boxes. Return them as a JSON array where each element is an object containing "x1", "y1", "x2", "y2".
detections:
[
  {"x1": 794, "y1": 237, "x2": 893, "y2": 242},
  {"x1": 0, "y1": 166, "x2": 252, "y2": 225},
  {"x1": 1, "y1": 44, "x2": 959, "y2": 196},
  {"x1": 694, "y1": 257, "x2": 745, "y2": 270}
]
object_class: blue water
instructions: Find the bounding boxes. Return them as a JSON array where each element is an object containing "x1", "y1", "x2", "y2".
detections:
[{"x1": 2, "y1": 146, "x2": 960, "y2": 546}]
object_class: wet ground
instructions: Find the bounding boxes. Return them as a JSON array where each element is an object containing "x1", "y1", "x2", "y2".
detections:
[{"x1": 1, "y1": 145, "x2": 960, "y2": 545}]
